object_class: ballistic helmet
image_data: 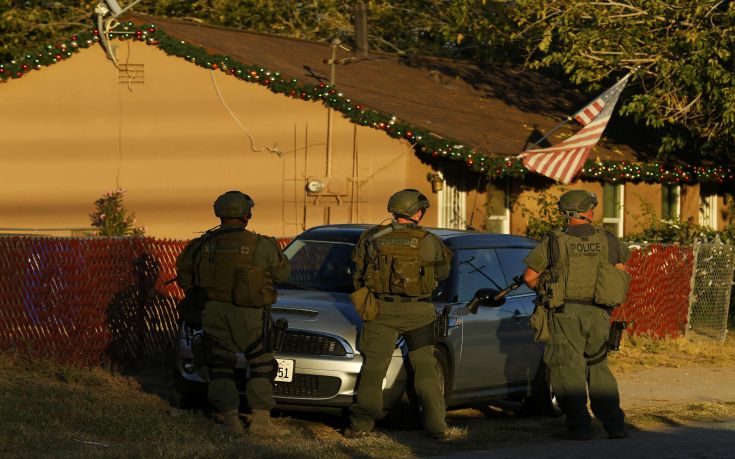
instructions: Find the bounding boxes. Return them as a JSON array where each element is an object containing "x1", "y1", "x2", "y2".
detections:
[
  {"x1": 558, "y1": 190, "x2": 598, "y2": 217},
  {"x1": 387, "y1": 189, "x2": 430, "y2": 218},
  {"x1": 213, "y1": 191, "x2": 255, "y2": 218}
]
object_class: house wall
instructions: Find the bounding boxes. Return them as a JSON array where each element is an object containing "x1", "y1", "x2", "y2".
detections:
[
  {"x1": 0, "y1": 41, "x2": 436, "y2": 239},
  {"x1": 623, "y1": 182, "x2": 659, "y2": 234}
]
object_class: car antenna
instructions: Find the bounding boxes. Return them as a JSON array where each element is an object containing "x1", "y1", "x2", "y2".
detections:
[{"x1": 466, "y1": 175, "x2": 485, "y2": 231}]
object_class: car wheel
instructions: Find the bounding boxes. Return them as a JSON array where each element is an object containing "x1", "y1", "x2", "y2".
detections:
[
  {"x1": 172, "y1": 367, "x2": 208, "y2": 409},
  {"x1": 522, "y1": 362, "x2": 562, "y2": 417}
]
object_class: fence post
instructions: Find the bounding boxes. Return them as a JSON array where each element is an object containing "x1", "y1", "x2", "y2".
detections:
[{"x1": 686, "y1": 239, "x2": 700, "y2": 338}]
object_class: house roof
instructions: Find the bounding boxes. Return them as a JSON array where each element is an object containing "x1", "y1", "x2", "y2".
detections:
[{"x1": 127, "y1": 13, "x2": 639, "y2": 163}]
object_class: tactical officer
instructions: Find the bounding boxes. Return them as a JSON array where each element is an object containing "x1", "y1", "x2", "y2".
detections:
[
  {"x1": 522, "y1": 189, "x2": 629, "y2": 440},
  {"x1": 176, "y1": 191, "x2": 290, "y2": 437},
  {"x1": 345, "y1": 189, "x2": 453, "y2": 440}
]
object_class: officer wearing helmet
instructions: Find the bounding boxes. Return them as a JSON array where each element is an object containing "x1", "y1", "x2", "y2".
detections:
[
  {"x1": 522, "y1": 189, "x2": 629, "y2": 440},
  {"x1": 345, "y1": 189, "x2": 454, "y2": 439},
  {"x1": 175, "y1": 191, "x2": 290, "y2": 437}
]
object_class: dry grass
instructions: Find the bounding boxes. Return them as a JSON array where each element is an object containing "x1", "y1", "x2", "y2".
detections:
[
  {"x1": 1, "y1": 332, "x2": 734, "y2": 458},
  {"x1": 609, "y1": 331, "x2": 735, "y2": 373}
]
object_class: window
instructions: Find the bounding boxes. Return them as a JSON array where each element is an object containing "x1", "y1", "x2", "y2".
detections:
[
  {"x1": 452, "y1": 249, "x2": 506, "y2": 303},
  {"x1": 485, "y1": 179, "x2": 510, "y2": 234},
  {"x1": 699, "y1": 185, "x2": 718, "y2": 229},
  {"x1": 661, "y1": 184, "x2": 681, "y2": 220},
  {"x1": 602, "y1": 183, "x2": 624, "y2": 236},
  {"x1": 495, "y1": 248, "x2": 534, "y2": 297},
  {"x1": 437, "y1": 168, "x2": 468, "y2": 229},
  {"x1": 281, "y1": 240, "x2": 355, "y2": 292}
]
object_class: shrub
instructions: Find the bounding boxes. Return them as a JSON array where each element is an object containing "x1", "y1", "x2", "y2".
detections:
[{"x1": 89, "y1": 189, "x2": 145, "y2": 237}]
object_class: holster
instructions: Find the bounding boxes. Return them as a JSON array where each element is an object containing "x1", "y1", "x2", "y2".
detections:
[{"x1": 434, "y1": 305, "x2": 450, "y2": 340}]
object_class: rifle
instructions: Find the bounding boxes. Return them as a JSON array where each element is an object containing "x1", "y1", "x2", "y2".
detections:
[{"x1": 467, "y1": 275, "x2": 524, "y2": 314}]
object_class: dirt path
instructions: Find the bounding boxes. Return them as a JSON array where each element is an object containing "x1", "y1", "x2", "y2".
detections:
[
  {"x1": 441, "y1": 365, "x2": 735, "y2": 459},
  {"x1": 438, "y1": 419, "x2": 735, "y2": 459},
  {"x1": 618, "y1": 365, "x2": 735, "y2": 408}
]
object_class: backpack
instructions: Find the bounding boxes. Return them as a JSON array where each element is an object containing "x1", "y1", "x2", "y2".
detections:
[{"x1": 363, "y1": 225, "x2": 436, "y2": 296}]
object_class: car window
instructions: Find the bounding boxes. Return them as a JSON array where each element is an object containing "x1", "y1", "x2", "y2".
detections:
[
  {"x1": 452, "y1": 248, "x2": 506, "y2": 303},
  {"x1": 281, "y1": 240, "x2": 355, "y2": 292},
  {"x1": 495, "y1": 248, "x2": 535, "y2": 296}
]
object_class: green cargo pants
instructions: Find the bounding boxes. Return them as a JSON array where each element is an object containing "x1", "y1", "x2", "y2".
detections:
[
  {"x1": 202, "y1": 300, "x2": 276, "y2": 413},
  {"x1": 544, "y1": 302, "x2": 625, "y2": 435},
  {"x1": 349, "y1": 299, "x2": 447, "y2": 434}
]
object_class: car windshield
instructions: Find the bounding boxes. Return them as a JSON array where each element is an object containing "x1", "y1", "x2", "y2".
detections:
[{"x1": 278, "y1": 239, "x2": 355, "y2": 293}]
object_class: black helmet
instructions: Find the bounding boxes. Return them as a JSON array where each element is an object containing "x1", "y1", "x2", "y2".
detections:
[
  {"x1": 213, "y1": 191, "x2": 255, "y2": 218},
  {"x1": 558, "y1": 189, "x2": 597, "y2": 218},
  {"x1": 387, "y1": 189, "x2": 430, "y2": 218}
]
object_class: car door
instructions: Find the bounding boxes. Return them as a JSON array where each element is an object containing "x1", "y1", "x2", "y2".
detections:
[
  {"x1": 495, "y1": 247, "x2": 544, "y2": 384},
  {"x1": 451, "y1": 247, "x2": 516, "y2": 392}
]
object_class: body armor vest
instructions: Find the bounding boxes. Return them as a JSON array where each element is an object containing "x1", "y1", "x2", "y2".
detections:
[
  {"x1": 559, "y1": 229, "x2": 609, "y2": 301},
  {"x1": 364, "y1": 225, "x2": 436, "y2": 296},
  {"x1": 195, "y1": 230, "x2": 275, "y2": 307}
]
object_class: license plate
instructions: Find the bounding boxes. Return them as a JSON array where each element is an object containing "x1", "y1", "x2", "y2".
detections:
[{"x1": 275, "y1": 359, "x2": 294, "y2": 382}]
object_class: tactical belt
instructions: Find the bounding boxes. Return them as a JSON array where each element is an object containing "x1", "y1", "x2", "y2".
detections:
[
  {"x1": 564, "y1": 298, "x2": 612, "y2": 312},
  {"x1": 376, "y1": 294, "x2": 431, "y2": 303},
  {"x1": 564, "y1": 298, "x2": 596, "y2": 306}
]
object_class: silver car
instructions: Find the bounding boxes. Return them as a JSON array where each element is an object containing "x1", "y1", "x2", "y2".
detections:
[{"x1": 174, "y1": 224, "x2": 557, "y2": 416}]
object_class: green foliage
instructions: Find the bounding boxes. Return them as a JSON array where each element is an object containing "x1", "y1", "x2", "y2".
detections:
[
  {"x1": 624, "y1": 199, "x2": 733, "y2": 244},
  {"x1": 505, "y1": 0, "x2": 735, "y2": 169},
  {"x1": 516, "y1": 187, "x2": 567, "y2": 239},
  {"x1": 89, "y1": 189, "x2": 145, "y2": 237}
]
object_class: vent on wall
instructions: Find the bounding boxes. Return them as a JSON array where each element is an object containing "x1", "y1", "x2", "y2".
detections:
[{"x1": 118, "y1": 63, "x2": 144, "y2": 85}]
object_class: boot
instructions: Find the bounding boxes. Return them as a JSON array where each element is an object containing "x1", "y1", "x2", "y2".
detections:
[
  {"x1": 248, "y1": 409, "x2": 288, "y2": 437},
  {"x1": 222, "y1": 411, "x2": 245, "y2": 437}
]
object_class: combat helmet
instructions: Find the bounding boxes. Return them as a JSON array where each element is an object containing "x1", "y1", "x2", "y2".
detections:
[
  {"x1": 558, "y1": 189, "x2": 597, "y2": 218},
  {"x1": 213, "y1": 191, "x2": 255, "y2": 218},
  {"x1": 387, "y1": 189, "x2": 430, "y2": 219}
]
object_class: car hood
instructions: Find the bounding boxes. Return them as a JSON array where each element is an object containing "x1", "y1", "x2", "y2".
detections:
[{"x1": 271, "y1": 289, "x2": 361, "y2": 348}]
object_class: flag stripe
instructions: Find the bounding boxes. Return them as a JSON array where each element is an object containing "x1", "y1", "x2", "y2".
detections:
[{"x1": 520, "y1": 71, "x2": 630, "y2": 184}]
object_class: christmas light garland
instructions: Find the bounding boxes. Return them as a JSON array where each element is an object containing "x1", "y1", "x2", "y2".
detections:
[{"x1": 2, "y1": 22, "x2": 732, "y2": 185}]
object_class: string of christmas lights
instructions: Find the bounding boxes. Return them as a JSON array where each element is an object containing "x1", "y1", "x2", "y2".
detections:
[{"x1": 1, "y1": 22, "x2": 732, "y2": 185}]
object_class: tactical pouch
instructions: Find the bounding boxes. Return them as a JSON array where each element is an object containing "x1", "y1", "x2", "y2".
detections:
[
  {"x1": 233, "y1": 267, "x2": 276, "y2": 307},
  {"x1": 594, "y1": 262, "x2": 631, "y2": 307},
  {"x1": 529, "y1": 303, "x2": 551, "y2": 343},
  {"x1": 390, "y1": 257, "x2": 424, "y2": 295},
  {"x1": 349, "y1": 286, "x2": 380, "y2": 321}
]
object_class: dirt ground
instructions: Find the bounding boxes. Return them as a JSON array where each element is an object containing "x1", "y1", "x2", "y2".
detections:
[
  {"x1": 438, "y1": 364, "x2": 735, "y2": 459},
  {"x1": 617, "y1": 365, "x2": 735, "y2": 409}
]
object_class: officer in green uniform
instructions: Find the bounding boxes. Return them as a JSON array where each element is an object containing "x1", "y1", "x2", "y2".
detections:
[
  {"x1": 176, "y1": 191, "x2": 290, "y2": 437},
  {"x1": 345, "y1": 189, "x2": 454, "y2": 440},
  {"x1": 523, "y1": 189, "x2": 629, "y2": 440}
]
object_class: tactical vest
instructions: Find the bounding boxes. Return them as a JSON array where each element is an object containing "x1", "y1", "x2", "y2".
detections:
[
  {"x1": 364, "y1": 225, "x2": 436, "y2": 296},
  {"x1": 558, "y1": 229, "x2": 609, "y2": 301},
  {"x1": 194, "y1": 230, "x2": 275, "y2": 307}
]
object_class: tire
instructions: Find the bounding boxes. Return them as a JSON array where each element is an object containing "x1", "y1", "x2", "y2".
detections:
[
  {"x1": 172, "y1": 364, "x2": 208, "y2": 410},
  {"x1": 522, "y1": 361, "x2": 562, "y2": 417}
]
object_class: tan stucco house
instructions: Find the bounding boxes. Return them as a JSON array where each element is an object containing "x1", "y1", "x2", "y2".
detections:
[{"x1": 0, "y1": 14, "x2": 731, "y2": 240}]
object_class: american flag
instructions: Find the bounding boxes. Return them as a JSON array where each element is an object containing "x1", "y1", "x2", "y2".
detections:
[{"x1": 520, "y1": 73, "x2": 632, "y2": 184}]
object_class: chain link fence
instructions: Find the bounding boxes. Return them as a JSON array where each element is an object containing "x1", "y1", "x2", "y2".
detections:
[
  {"x1": 688, "y1": 239, "x2": 735, "y2": 341},
  {"x1": 612, "y1": 244, "x2": 694, "y2": 338},
  {"x1": 0, "y1": 236, "x2": 732, "y2": 366}
]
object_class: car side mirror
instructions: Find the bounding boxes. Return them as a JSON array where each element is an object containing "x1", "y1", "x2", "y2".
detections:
[{"x1": 467, "y1": 288, "x2": 506, "y2": 314}]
